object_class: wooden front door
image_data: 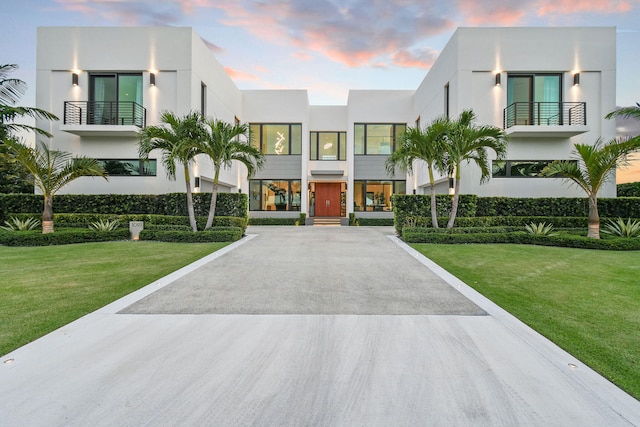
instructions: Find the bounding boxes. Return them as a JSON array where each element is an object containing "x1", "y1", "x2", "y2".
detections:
[{"x1": 314, "y1": 183, "x2": 341, "y2": 217}]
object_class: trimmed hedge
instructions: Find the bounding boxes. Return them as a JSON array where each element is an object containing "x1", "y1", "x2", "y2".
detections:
[
  {"x1": 400, "y1": 215, "x2": 590, "y2": 229},
  {"x1": 392, "y1": 194, "x2": 477, "y2": 232},
  {"x1": 402, "y1": 229, "x2": 640, "y2": 250},
  {"x1": 139, "y1": 227, "x2": 243, "y2": 242},
  {"x1": 618, "y1": 182, "x2": 640, "y2": 197},
  {"x1": 0, "y1": 193, "x2": 248, "y2": 223},
  {"x1": 0, "y1": 228, "x2": 130, "y2": 246},
  {"x1": 355, "y1": 217, "x2": 394, "y2": 226},
  {"x1": 8, "y1": 213, "x2": 248, "y2": 233},
  {"x1": 248, "y1": 217, "x2": 299, "y2": 225}
]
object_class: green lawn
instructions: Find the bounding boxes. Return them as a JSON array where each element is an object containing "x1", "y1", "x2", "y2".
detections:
[
  {"x1": 0, "y1": 241, "x2": 228, "y2": 356},
  {"x1": 411, "y1": 243, "x2": 640, "y2": 400}
]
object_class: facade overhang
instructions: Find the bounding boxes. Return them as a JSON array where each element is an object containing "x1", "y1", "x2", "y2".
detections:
[
  {"x1": 505, "y1": 125, "x2": 590, "y2": 138},
  {"x1": 59, "y1": 125, "x2": 141, "y2": 137}
]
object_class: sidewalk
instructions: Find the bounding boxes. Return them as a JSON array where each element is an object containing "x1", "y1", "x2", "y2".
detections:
[{"x1": 1, "y1": 226, "x2": 639, "y2": 426}]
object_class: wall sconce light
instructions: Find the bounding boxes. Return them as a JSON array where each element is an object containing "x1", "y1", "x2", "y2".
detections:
[
  {"x1": 573, "y1": 73, "x2": 580, "y2": 86},
  {"x1": 150, "y1": 72, "x2": 156, "y2": 86},
  {"x1": 495, "y1": 73, "x2": 501, "y2": 86},
  {"x1": 194, "y1": 177, "x2": 200, "y2": 189},
  {"x1": 72, "y1": 73, "x2": 79, "y2": 86}
]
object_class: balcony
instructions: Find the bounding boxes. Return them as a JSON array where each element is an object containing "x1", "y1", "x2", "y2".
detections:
[
  {"x1": 503, "y1": 102, "x2": 589, "y2": 138},
  {"x1": 60, "y1": 101, "x2": 146, "y2": 137}
]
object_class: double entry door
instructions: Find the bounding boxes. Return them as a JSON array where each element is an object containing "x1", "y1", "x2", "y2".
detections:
[{"x1": 314, "y1": 182, "x2": 341, "y2": 217}]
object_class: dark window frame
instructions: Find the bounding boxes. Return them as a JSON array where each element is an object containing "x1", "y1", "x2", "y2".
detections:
[
  {"x1": 492, "y1": 159, "x2": 576, "y2": 178},
  {"x1": 98, "y1": 159, "x2": 157, "y2": 176},
  {"x1": 250, "y1": 123, "x2": 302, "y2": 156},
  {"x1": 310, "y1": 131, "x2": 346, "y2": 161},
  {"x1": 354, "y1": 123, "x2": 406, "y2": 156},
  {"x1": 249, "y1": 179, "x2": 302, "y2": 211},
  {"x1": 353, "y1": 179, "x2": 406, "y2": 212}
]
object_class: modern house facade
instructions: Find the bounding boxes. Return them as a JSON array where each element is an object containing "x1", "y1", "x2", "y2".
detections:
[{"x1": 36, "y1": 26, "x2": 617, "y2": 222}]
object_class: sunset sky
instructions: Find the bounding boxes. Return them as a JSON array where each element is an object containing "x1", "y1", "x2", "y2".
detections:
[{"x1": 3, "y1": 0, "x2": 640, "y2": 181}]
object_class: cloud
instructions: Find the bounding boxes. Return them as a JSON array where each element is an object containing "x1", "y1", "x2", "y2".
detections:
[
  {"x1": 202, "y1": 38, "x2": 224, "y2": 54},
  {"x1": 392, "y1": 48, "x2": 439, "y2": 69},
  {"x1": 210, "y1": 0, "x2": 454, "y2": 68},
  {"x1": 536, "y1": 0, "x2": 633, "y2": 15},
  {"x1": 55, "y1": 0, "x2": 186, "y2": 25},
  {"x1": 454, "y1": 0, "x2": 526, "y2": 25},
  {"x1": 223, "y1": 66, "x2": 258, "y2": 81}
]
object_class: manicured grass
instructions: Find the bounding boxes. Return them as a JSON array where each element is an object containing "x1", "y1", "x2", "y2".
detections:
[
  {"x1": 0, "y1": 241, "x2": 228, "y2": 356},
  {"x1": 411, "y1": 243, "x2": 640, "y2": 400}
]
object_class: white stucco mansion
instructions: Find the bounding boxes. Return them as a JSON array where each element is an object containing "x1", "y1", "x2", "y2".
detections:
[{"x1": 35, "y1": 26, "x2": 617, "y2": 221}]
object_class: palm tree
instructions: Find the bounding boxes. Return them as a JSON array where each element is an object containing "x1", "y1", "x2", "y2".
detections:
[
  {"x1": 196, "y1": 118, "x2": 265, "y2": 230},
  {"x1": 542, "y1": 138, "x2": 640, "y2": 239},
  {"x1": 4, "y1": 140, "x2": 107, "y2": 233},
  {"x1": 139, "y1": 111, "x2": 205, "y2": 232},
  {"x1": 386, "y1": 118, "x2": 448, "y2": 228},
  {"x1": 605, "y1": 102, "x2": 640, "y2": 121},
  {"x1": 0, "y1": 64, "x2": 58, "y2": 140},
  {"x1": 444, "y1": 110, "x2": 508, "y2": 228}
]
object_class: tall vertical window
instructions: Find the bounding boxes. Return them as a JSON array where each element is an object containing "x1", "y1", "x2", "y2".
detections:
[
  {"x1": 444, "y1": 83, "x2": 450, "y2": 118},
  {"x1": 249, "y1": 179, "x2": 301, "y2": 211},
  {"x1": 507, "y1": 74, "x2": 561, "y2": 125},
  {"x1": 353, "y1": 180, "x2": 406, "y2": 212},
  {"x1": 310, "y1": 131, "x2": 346, "y2": 160},
  {"x1": 201, "y1": 82, "x2": 207, "y2": 117},
  {"x1": 249, "y1": 124, "x2": 302, "y2": 155},
  {"x1": 354, "y1": 124, "x2": 406, "y2": 155},
  {"x1": 89, "y1": 73, "x2": 143, "y2": 125}
]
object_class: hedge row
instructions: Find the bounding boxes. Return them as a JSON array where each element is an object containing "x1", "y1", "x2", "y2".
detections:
[
  {"x1": 476, "y1": 197, "x2": 640, "y2": 218},
  {"x1": 352, "y1": 217, "x2": 395, "y2": 226},
  {"x1": 0, "y1": 193, "x2": 248, "y2": 223},
  {"x1": 618, "y1": 182, "x2": 640, "y2": 197},
  {"x1": 400, "y1": 216, "x2": 592, "y2": 229},
  {"x1": 0, "y1": 229, "x2": 130, "y2": 246},
  {"x1": 139, "y1": 227, "x2": 243, "y2": 242},
  {"x1": 402, "y1": 229, "x2": 640, "y2": 250},
  {"x1": 8, "y1": 213, "x2": 248, "y2": 233}
]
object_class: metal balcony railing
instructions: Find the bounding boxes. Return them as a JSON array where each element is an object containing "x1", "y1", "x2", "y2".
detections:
[
  {"x1": 63, "y1": 101, "x2": 146, "y2": 128},
  {"x1": 503, "y1": 102, "x2": 586, "y2": 129}
]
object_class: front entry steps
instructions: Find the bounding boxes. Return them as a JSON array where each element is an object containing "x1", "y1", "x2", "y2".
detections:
[{"x1": 312, "y1": 217, "x2": 342, "y2": 226}]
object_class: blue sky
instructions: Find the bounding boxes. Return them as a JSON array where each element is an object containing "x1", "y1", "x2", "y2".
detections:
[{"x1": 3, "y1": 0, "x2": 640, "y2": 180}]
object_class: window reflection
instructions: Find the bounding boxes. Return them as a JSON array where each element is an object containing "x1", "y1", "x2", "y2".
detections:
[
  {"x1": 249, "y1": 179, "x2": 302, "y2": 211},
  {"x1": 353, "y1": 180, "x2": 406, "y2": 212}
]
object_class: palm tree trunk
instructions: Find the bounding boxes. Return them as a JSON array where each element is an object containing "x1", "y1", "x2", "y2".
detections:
[
  {"x1": 587, "y1": 193, "x2": 600, "y2": 239},
  {"x1": 183, "y1": 164, "x2": 198, "y2": 232},
  {"x1": 42, "y1": 194, "x2": 54, "y2": 234},
  {"x1": 205, "y1": 167, "x2": 220, "y2": 230},
  {"x1": 428, "y1": 166, "x2": 439, "y2": 228},
  {"x1": 446, "y1": 167, "x2": 461, "y2": 229}
]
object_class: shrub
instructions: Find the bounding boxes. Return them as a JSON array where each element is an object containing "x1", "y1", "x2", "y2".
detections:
[
  {"x1": 356, "y1": 217, "x2": 394, "y2": 226},
  {"x1": 617, "y1": 182, "x2": 640, "y2": 197},
  {"x1": 89, "y1": 219, "x2": 121, "y2": 232},
  {"x1": 1, "y1": 217, "x2": 40, "y2": 231},
  {"x1": 392, "y1": 194, "x2": 477, "y2": 233},
  {"x1": 248, "y1": 217, "x2": 299, "y2": 225},
  {"x1": 0, "y1": 228, "x2": 130, "y2": 246},
  {"x1": 602, "y1": 218, "x2": 640, "y2": 238},
  {"x1": 401, "y1": 228, "x2": 640, "y2": 250},
  {"x1": 524, "y1": 222, "x2": 557, "y2": 236},
  {"x1": 139, "y1": 227, "x2": 242, "y2": 242}
]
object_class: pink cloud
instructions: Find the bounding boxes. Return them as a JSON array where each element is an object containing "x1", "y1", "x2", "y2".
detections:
[
  {"x1": 392, "y1": 48, "x2": 439, "y2": 69},
  {"x1": 537, "y1": 0, "x2": 632, "y2": 15},
  {"x1": 224, "y1": 66, "x2": 258, "y2": 81},
  {"x1": 455, "y1": 0, "x2": 526, "y2": 25}
]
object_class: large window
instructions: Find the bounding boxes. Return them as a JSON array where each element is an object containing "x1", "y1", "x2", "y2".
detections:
[
  {"x1": 353, "y1": 180, "x2": 406, "y2": 212},
  {"x1": 492, "y1": 160, "x2": 575, "y2": 178},
  {"x1": 354, "y1": 124, "x2": 406, "y2": 155},
  {"x1": 249, "y1": 180, "x2": 301, "y2": 211},
  {"x1": 507, "y1": 74, "x2": 561, "y2": 125},
  {"x1": 310, "y1": 131, "x2": 346, "y2": 160},
  {"x1": 98, "y1": 159, "x2": 156, "y2": 176},
  {"x1": 250, "y1": 124, "x2": 302, "y2": 155},
  {"x1": 89, "y1": 73, "x2": 143, "y2": 126}
]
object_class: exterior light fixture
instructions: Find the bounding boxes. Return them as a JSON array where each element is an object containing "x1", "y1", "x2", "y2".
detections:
[
  {"x1": 495, "y1": 73, "x2": 501, "y2": 86},
  {"x1": 573, "y1": 73, "x2": 580, "y2": 86},
  {"x1": 72, "y1": 73, "x2": 79, "y2": 86},
  {"x1": 150, "y1": 72, "x2": 156, "y2": 86}
]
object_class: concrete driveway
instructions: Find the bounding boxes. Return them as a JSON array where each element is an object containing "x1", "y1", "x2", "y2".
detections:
[{"x1": 1, "y1": 226, "x2": 639, "y2": 426}]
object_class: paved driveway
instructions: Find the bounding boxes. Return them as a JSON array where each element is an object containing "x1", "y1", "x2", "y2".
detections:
[{"x1": 1, "y1": 226, "x2": 639, "y2": 426}]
